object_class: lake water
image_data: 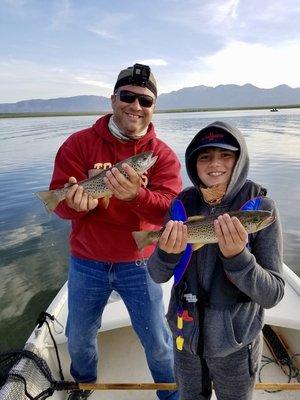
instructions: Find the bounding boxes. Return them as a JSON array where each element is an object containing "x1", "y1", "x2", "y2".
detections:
[{"x1": 0, "y1": 109, "x2": 300, "y2": 351}]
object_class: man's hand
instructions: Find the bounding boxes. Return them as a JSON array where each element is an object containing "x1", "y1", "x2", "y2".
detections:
[
  {"x1": 103, "y1": 163, "x2": 141, "y2": 201},
  {"x1": 214, "y1": 213, "x2": 248, "y2": 258},
  {"x1": 158, "y1": 220, "x2": 188, "y2": 254},
  {"x1": 65, "y1": 177, "x2": 98, "y2": 212}
]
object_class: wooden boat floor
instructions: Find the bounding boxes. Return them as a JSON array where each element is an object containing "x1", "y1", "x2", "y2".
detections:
[{"x1": 54, "y1": 326, "x2": 299, "y2": 400}]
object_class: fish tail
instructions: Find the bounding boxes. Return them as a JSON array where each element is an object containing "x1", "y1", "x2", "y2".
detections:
[
  {"x1": 35, "y1": 190, "x2": 60, "y2": 212},
  {"x1": 132, "y1": 231, "x2": 157, "y2": 250}
]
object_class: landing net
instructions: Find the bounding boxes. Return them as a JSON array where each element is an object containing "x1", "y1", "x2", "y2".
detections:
[{"x1": 0, "y1": 344, "x2": 58, "y2": 400}]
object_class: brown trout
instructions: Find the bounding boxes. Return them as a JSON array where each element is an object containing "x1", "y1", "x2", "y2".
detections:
[
  {"x1": 36, "y1": 151, "x2": 158, "y2": 212},
  {"x1": 132, "y1": 210, "x2": 275, "y2": 250}
]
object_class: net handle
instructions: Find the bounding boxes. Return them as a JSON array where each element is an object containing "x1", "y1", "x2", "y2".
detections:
[
  {"x1": 79, "y1": 382, "x2": 176, "y2": 390},
  {"x1": 76, "y1": 382, "x2": 300, "y2": 391}
]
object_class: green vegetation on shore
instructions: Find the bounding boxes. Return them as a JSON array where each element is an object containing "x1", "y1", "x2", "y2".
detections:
[{"x1": 1, "y1": 104, "x2": 300, "y2": 119}]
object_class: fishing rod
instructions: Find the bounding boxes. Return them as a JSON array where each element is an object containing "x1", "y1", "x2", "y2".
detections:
[{"x1": 76, "y1": 382, "x2": 300, "y2": 391}]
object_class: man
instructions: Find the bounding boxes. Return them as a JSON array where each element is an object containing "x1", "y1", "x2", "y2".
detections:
[{"x1": 49, "y1": 64, "x2": 181, "y2": 400}]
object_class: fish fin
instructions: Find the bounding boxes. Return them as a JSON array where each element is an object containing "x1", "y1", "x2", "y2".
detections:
[
  {"x1": 240, "y1": 196, "x2": 262, "y2": 211},
  {"x1": 132, "y1": 231, "x2": 156, "y2": 250},
  {"x1": 102, "y1": 195, "x2": 111, "y2": 209},
  {"x1": 191, "y1": 243, "x2": 204, "y2": 251},
  {"x1": 171, "y1": 199, "x2": 187, "y2": 222},
  {"x1": 187, "y1": 215, "x2": 206, "y2": 222},
  {"x1": 174, "y1": 244, "x2": 193, "y2": 286},
  {"x1": 35, "y1": 190, "x2": 60, "y2": 212}
]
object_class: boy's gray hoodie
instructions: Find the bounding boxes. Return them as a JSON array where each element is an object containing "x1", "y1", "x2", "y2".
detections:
[{"x1": 147, "y1": 121, "x2": 284, "y2": 358}]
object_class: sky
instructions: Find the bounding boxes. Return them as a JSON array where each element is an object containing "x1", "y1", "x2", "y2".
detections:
[{"x1": 1, "y1": 0, "x2": 300, "y2": 103}]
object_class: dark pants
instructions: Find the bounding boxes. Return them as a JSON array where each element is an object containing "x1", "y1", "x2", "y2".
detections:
[{"x1": 174, "y1": 333, "x2": 262, "y2": 400}]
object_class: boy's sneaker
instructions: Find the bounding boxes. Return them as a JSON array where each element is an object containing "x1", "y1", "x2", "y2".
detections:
[{"x1": 67, "y1": 389, "x2": 92, "y2": 400}]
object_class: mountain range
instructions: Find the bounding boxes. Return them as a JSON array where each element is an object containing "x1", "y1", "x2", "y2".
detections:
[{"x1": 1, "y1": 84, "x2": 300, "y2": 113}]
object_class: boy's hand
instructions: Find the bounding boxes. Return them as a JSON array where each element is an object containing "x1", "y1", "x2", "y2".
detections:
[
  {"x1": 103, "y1": 163, "x2": 141, "y2": 201},
  {"x1": 158, "y1": 220, "x2": 188, "y2": 254},
  {"x1": 65, "y1": 177, "x2": 98, "y2": 212},
  {"x1": 214, "y1": 213, "x2": 248, "y2": 258}
]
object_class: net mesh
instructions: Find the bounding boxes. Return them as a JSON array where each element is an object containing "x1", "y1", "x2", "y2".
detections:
[{"x1": 0, "y1": 344, "x2": 56, "y2": 400}]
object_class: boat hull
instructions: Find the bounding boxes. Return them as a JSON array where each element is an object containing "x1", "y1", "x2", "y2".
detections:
[{"x1": 1, "y1": 263, "x2": 299, "y2": 399}]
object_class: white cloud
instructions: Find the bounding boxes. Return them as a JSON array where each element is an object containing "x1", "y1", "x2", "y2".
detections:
[
  {"x1": 88, "y1": 28, "x2": 117, "y2": 39},
  {"x1": 160, "y1": 0, "x2": 240, "y2": 34},
  {"x1": 159, "y1": 40, "x2": 300, "y2": 92},
  {"x1": 253, "y1": 2, "x2": 300, "y2": 23},
  {"x1": 49, "y1": 0, "x2": 71, "y2": 30},
  {"x1": 214, "y1": 0, "x2": 240, "y2": 22},
  {"x1": 138, "y1": 59, "x2": 168, "y2": 66},
  {"x1": 87, "y1": 11, "x2": 133, "y2": 40},
  {"x1": 198, "y1": 40, "x2": 300, "y2": 88},
  {"x1": 74, "y1": 76, "x2": 112, "y2": 89},
  {"x1": 0, "y1": 59, "x2": 113, "y2": 102},
  {"x1": 2, "y1": 35, "x2": 300, "y2": 102}
]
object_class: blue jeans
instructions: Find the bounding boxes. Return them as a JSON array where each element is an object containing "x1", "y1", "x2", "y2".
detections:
[{"x1": 66, "y1": 256, "x2": 178, "y2": 400}]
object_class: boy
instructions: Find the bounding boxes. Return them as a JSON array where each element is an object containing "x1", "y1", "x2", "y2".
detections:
[{"x1": 147, "y1": 121, "x2": 284, "y2": 400}]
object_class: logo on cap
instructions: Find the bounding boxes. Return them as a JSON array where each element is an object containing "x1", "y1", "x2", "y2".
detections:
[{"x1": 200, "y1": 132, "x2": 224, "y2": 144}]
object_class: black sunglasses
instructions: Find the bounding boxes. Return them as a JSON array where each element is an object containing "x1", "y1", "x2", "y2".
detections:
[{"x1": 116, "y1": 90, "x2": 155, "y2": 108}]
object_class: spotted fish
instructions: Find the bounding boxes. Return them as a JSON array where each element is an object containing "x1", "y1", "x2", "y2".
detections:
[
  {"x1": 36, "y1": 151, "x2": 158, "y2": 212},
  {"x1": 132, "y1": 209, "x2": 275, "y2": 251}
]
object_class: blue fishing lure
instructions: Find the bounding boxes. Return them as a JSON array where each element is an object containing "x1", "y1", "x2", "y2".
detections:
[
  {"x1": 240, "y1": 196, "x2": 263, "y2": 211},
  {"x1": 170, "y1": 200, "x2": 192, "y2": 286}
]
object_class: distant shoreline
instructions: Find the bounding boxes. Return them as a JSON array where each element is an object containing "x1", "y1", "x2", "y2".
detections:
[{"x1": 1, "y1": 104, "x2": 300, "y2": 119}]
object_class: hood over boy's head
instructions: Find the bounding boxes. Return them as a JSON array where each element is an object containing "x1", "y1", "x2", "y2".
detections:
[{"x1": 185, "y1": 121, "x2": 250, "y2": 203}]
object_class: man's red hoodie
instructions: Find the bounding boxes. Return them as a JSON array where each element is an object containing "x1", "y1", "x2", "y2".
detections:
[{"x1": 49, "y1": 115, "x2": 182, "y2": 262}]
